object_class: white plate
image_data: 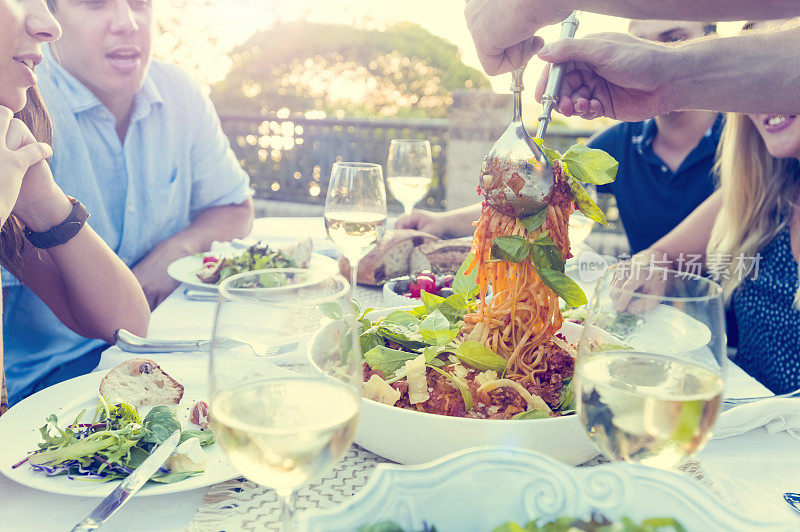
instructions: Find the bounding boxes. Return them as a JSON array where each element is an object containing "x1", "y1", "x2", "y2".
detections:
[
  {"x1": 167, "y1": 250, "x2": 338, "y2": 291},
  {"x1": 627, "y1": 304, "x2": 713, "y2": 354},
  {"x1": 0, "y1": 361, "x2": 238, "y2": 497},
  {"x1": 300, "y1": 447, "x2": 792, "y2": 532},
  {"x1": 309, "y1": 309, "x2": 597, "y2": 466}
]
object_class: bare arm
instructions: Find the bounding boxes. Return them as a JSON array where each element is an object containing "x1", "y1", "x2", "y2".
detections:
[
  {"x1": 395, "y1": 203, "x2": 482, "y2": 238},
  {"x1": 11, "y1": 174, "x2": 150, "y2": 344},
  {"x1": 534, "y1": 24, "x2": 800, "y2": 121},
  {"x1": 642, "y1": 189, "x2": 722, "y2": 266},
  {"x1": 465, "y1": 0, "x2": 800, "y2": 75},
  {"x1": 131, "y1": 199, "x2": 254, "y2": 308},
  {"x1": 570, "y1": 0, "x2": 799, "y2": 21}
]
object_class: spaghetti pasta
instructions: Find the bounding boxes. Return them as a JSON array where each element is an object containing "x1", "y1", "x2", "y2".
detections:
[{"x1": 463, "y1": 161, "x2": 574, "y2": 391}]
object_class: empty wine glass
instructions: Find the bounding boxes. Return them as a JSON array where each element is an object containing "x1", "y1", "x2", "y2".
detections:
[
  {"x1": 575, "y1": 262, "x2": 726, "y2": 469},
  {"x1": 386, "y1": 139, "x2": 433, "y2": 216},
  {"x1": 209, "y1": 269, "x2": 362, "y2": 529},
  {"x1": 324, "y1": 162, "x2": 387, "y2": 293}
]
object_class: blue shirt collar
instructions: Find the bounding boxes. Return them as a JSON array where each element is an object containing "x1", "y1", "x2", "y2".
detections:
[
  {"x1": 630, "y1": 114, "x2": 723, "y2": 161},
  {"x1": 41, "y1": 44, "x2": 163, "y2": 121}
]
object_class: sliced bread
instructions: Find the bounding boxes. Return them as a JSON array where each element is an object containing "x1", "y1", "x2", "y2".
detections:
[
  {"x1": 409, "y1": 239, "x2": 472, "y2": 275},
  {"x1": 99, "y1": 358, "x2": 184, "y2": 408},
  {"x1": 339, "y1": 229, "x2": 440, "y2": 285}
]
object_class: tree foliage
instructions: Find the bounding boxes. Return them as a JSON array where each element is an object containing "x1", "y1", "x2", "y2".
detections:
[{"x1": 211, "y1": 20, "x2": 491, "y2": 118}]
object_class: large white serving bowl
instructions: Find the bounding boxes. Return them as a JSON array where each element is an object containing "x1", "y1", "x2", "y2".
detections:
[{"x1": 309, "y1": 310, "x2": 597, "y2": 465}]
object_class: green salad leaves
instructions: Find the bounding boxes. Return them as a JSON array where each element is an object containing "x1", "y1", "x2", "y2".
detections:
[{"x1": 18, "y1": 397, "x2": 215, "y2": 484}]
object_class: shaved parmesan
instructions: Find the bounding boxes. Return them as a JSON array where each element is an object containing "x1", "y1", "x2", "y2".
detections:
[
  {"x1": 477, "y1": 378, "x2": 552, "y2": 415},
  {"x1": 475, "y1": 370, "x2": 499, "y2": 387},
  {"x1": 362, "y1": 374, "x2": 401, "y2": 405},
  {"x1": 405, "y1": 354, "x2": 430, "y2": 404}
]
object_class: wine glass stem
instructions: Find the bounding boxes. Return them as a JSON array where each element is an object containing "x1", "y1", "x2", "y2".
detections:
[
  {"x1": 403, "y1": 203, "x2": 413, "y2": 216},
  {"x1": 278, "y1": 489, "x2": 297, "y2": 531},
  {"x1": 350, "y1": 258, "x2": 359, "y2": 298}
]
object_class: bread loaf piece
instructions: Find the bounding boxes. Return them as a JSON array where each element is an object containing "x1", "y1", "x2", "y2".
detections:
[
  {"x1": 99, "y1": 358, "x2": 184, "y2": 408},
  {"x1": 409, "y1": 239, "x2": 472, "y2": 275},
  {"x1": 339, "y1": 229, "x2": 439, "y2": 285}
]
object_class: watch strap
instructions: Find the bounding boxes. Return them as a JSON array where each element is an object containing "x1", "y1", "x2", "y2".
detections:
[{"x1": 24, "y1": 197, "x2": 90, "y2": 249}]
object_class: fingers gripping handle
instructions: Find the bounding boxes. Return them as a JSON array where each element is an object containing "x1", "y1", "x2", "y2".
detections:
[{"x1": 536, "y1": 12, "x2": 579, "y2": 139}]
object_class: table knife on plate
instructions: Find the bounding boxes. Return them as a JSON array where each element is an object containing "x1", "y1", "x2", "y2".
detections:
[{"x1": 70, "y1": 430, "x2": 181, "y2": 531}]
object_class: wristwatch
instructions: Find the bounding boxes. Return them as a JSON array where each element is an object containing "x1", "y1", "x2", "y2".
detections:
[{"x1": 24, "y1": 196, "x2": 90, "y2": 249}]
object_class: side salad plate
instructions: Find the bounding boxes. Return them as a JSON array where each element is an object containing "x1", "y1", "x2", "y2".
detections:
[
  {"x1": 0, "y1": 361, "x2": 237, "y2": 497},
  {"x1": 167, "y1": 238, "x2": 338, "y2": 291}
]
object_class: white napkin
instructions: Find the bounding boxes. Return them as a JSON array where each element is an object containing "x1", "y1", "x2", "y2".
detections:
[{"x1": 714, "y1": 398, "x2": 800, "y2": 440}]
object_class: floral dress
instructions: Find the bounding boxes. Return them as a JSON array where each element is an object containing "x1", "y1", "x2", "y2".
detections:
[{"x1": 732, "y1": 225, "x2": 800, "y2": 393}]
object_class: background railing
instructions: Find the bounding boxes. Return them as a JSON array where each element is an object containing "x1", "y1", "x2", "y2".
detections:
[{"x1": 220, "y1": 114, "x2": 449, "y2": 209}]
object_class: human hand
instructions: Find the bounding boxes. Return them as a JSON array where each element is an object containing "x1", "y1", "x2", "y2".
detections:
[
  {"x1": 0, "y1": 107, "x2": 53, "y2": 223},
  {"x1": 535, "y1": 33, "x2": 677, "y2": 121},
  {"x1": 395, "y1": 209, "x2": 456, "y2": 238},
  {"x1": 131, "y1": 243, "x2": 182, "y2": 309},
  {"x1": 465, "y1": 0, "x2": 571, "y2": 75},
  {"x1": 609, "y1": 250, "x2": 672, "y2": 315}
]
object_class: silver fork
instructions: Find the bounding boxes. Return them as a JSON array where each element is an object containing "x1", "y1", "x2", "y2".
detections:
[
  {"x1": 114, "y1": 328, "x2": 298, "y2": 356},
  {"x1": 723, "y1": 387, "x2": 800, "y2": 406}
]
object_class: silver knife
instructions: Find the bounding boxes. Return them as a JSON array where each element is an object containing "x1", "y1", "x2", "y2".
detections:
[{"x1": 70, "y1": 430, "x2": 182, "y2": 531}]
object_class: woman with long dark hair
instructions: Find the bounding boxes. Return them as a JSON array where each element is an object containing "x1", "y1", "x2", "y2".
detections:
[{"x1": 0, "y1": 0, "x2": 149, "y2": 414}]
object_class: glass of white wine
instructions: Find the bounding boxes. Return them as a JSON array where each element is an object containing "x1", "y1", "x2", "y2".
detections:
[
  {"x1": 575, "y1": 263, "x2": 726, "y2": 469},
  {"x1": 324, "y1": 162, "x2": 387, "y2": 293},
  {"x1": 209, "y1": 269, "x2": 362, "y2": 530},
  {"x1": 386, "y1": 139, "x2": 433, "y2": 216}
]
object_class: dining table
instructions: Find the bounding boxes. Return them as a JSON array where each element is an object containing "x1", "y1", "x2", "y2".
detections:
[{"x1": 2, "y1": 216, "x2": 800, "y2": 531}]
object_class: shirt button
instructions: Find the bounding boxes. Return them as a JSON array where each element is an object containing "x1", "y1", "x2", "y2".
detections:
[
  {"x1": 661, "y1": 165, "x2": 668, "y2": 173},
  {"x1": 127, "y1": 203, "x2": 135, "y2": 213}
]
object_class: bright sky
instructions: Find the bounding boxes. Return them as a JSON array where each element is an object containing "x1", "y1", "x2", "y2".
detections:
[{"x1": 165, "y1": 0, "x2": 745, "y2": 114}]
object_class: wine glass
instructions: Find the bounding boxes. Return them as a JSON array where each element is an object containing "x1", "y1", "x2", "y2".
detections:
[
  {"x1": 575, "y1": 262, "x2": 726, "y2": 469},
  {"x1": 324, "y1": 162, "x2": 387, "y2": 293},
  {"x1": 209, "y1": 269, "x2": 362, "y2": 529},
  {"x1": 386, "y1": 139, "x2": 433, "y2": 216}
]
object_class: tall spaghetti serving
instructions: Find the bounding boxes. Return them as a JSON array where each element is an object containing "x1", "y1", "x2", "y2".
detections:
[{"x1": 359, "y1": 143, "x2": 618, "y2": 420}]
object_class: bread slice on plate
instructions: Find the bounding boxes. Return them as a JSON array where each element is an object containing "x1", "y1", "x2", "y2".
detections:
[
  {"x1": 339, "y1": 229, "x2": 440, "y2": 285},
  {"x1": 409, "y1": 239, "x2": 472, "y2": 275},
  {"x1": 99, "y1": 358, "x2": 184, "y2": 408}
]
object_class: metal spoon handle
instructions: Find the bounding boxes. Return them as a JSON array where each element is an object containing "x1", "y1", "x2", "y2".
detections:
[{"x1": 536, "y1": 12, "x2": 579, "y2": 139}]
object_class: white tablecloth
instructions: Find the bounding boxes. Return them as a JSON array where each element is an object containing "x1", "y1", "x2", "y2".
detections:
[{"x1": 2, "y1": 217, "x2": 800, "y2": 530}]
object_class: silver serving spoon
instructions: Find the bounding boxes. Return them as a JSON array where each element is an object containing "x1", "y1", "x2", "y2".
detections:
[{"x1": 479, "y1": 12, "x2": 579, "y2": 218}]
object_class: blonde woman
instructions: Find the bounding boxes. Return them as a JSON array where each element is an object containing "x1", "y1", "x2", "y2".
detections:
[
  {"x1": 0, "y1": 0, "x2": 149, "y2": 413},
  {"x1": 634, "y1": 107, "x2": 800, "y2": 394}
]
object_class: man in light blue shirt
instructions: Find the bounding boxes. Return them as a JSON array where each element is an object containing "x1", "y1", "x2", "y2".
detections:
[{"x1": 3, "y1": 0, "x2": 254, "y2": 404}]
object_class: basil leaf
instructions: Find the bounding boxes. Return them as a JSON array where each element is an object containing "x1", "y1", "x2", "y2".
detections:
[
  {"x1": 561, "y1": 144, "x2": 618, "y2": 185},
  {"x1": 532, "y1": 137, "x2": 563, "y2": 166},
  {"x1": 531, "y1": 234, "x2": 565, "y2": 273},
  {"x1": 420, "y1": 290, "x2": 445, "y2": 314},
  {"x1": 569, "y1": 179, "x2": 607, "y2": 226},
  {"x1": 422, "y1": 345, "x2": 446, "y2": 364},
  {"x1": 438, "y1": 293, "x2": 470, "y2": 324},
  {"x1": 490, "y1": 235, "x2": 531, "y2": 263},
  {"x1": 452, "y1": 252, "x2": 478, "y2": 298},
  {"x1": 419, "y1": 310, "x2": 458, "y2": 346},
  {"x1": 427, "y1": 365, "x2": 473, "y2": 411},
  {"x1": 364, "y1": 345, "x2": 419, "y2": 376},
  {"x1": 451, "y1": 341, "x2": 507, "y2": 372},
  {"x1": 376, "y1": 310, "x2": 426, "y2": 350},
  {"x1": 141, "y1": 406, "x2": 181, "y2": 445},
  {"x1": 180, "y1": 429, "x2": 215, "y2": 446},
  {"x1": 357, "y1": 522, "x2": 406, "y2": 532},
  {"x1": 359, "y1": 326, "x2": 384, "y2": 355},
  {"x1": 537, "y1": 268, "x2": 588, "y2": 308},
  {"x1": 557, "y1": 377, "x2": 574, "y2": 411},
  {"x1": 512, "y1": 409, "x2": 550, "y2": 420},
  {"x1": 519, "y1": 206, "x2": 549, "y2": 233}
]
